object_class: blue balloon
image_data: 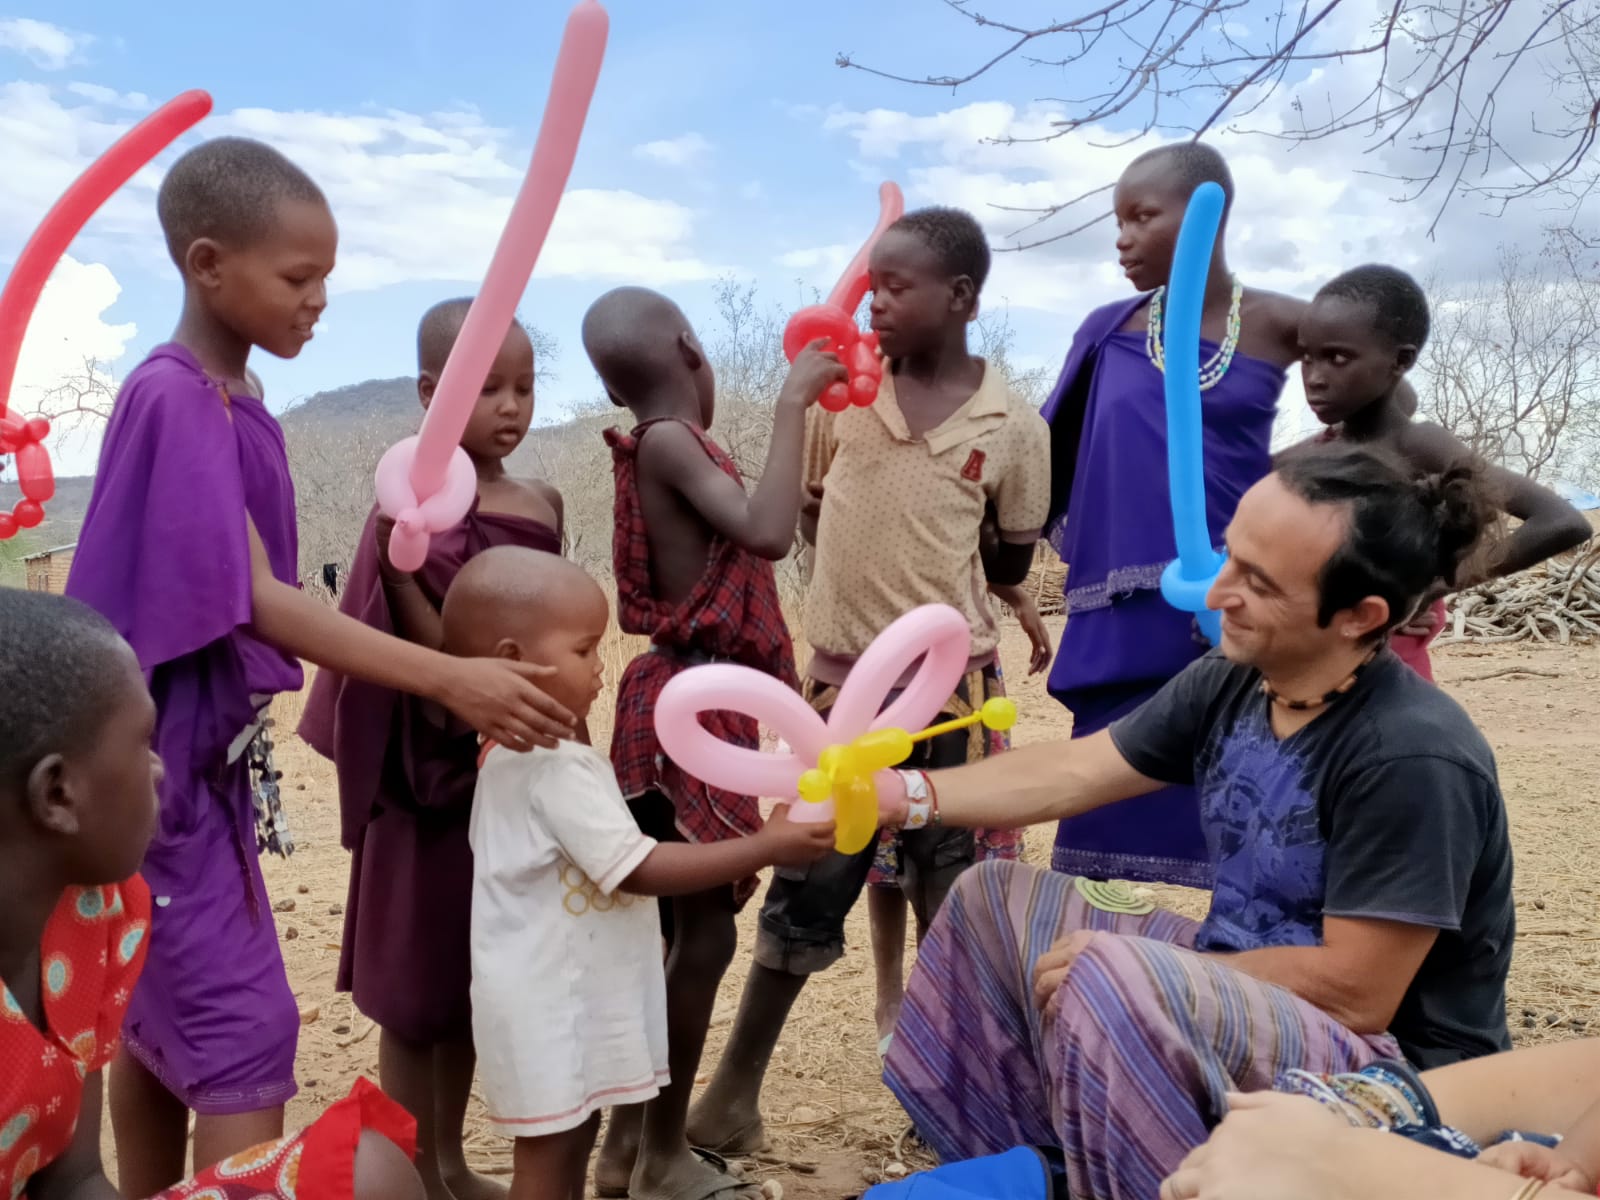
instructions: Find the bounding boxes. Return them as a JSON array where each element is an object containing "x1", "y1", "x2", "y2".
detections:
[{"x1": 1158, "y1": 181, "x2": 1228, "y2": 646}]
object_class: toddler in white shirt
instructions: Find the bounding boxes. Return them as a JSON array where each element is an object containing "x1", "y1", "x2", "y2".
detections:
[{"x1": 440, "y1": 547, "x2": 835, "y2": 1200}]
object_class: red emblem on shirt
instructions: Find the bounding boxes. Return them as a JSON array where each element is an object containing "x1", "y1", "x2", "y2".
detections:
[{"x1": 961, "y1": 449, "x2": 986, "y2": 481}]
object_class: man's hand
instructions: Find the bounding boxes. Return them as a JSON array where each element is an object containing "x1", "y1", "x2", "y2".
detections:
[
  {"x1": 1476, "y1": 1140, "x2": 1597, "y2": 1192},
  {"x1": 875, "y1": 770, "x2": 909, "y2": 829},
  {"x1": 1033, "y1": 930, "x2": 1099, "y2": 1010}
]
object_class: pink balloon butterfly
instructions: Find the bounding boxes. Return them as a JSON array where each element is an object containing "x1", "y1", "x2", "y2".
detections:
[
  {"x1": 782, "y1": 181, "x2": 904, "y2": 413},
  {"x1": 656, "y1": 604, "x2": 985, "y2": 854},
  {"x1": 375, "y1": 0, "x2": 608, "y2": 572}
]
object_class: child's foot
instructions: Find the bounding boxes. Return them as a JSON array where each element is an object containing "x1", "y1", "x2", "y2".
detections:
[
  {"x1": 595, "y1": 1109, "x2": 644, "y2": 1198},
  {"x1": 684, "y1": 1103, "x2": 769, "y2": 1159},
  {"x1": 874, "y1": 996, "x2": 902, "y2": 1050},
  {"x1": 632, "y1": 1147, "x2": 761, "y2": 1200},
  {"x1": 440, "y1": 1164, "x2": 508, "y2": 1200}
]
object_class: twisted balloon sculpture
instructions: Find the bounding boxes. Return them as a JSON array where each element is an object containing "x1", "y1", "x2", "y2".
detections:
[
  {"x1": 1157, "y1": 181, "x2": 1229, "y2": 645},
  {"x1": 374, "y1": 0, "x2": 608, "y2": 572},
  {"x1": 0, "y1": 90, "x2": 213, "y2": 538},
  {"x1": 655, "y1": 604, "x2": 1016, "y2": 854},
  {"x1": 781, "y1": 181, "x2": 904, "y2": 413}
]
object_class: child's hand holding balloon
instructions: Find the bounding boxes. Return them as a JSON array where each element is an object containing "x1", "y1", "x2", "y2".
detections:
[
  {"x1": 758, "y1": 802, "x2": 837, "y2": 867},
  {"x1": 779, "y1": 338, "x2": 849, "y2": 411}
]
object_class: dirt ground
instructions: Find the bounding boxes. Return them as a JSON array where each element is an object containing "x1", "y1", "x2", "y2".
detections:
[{"x1": 112, "y1": 616, "x2": 1600, "y2": 1197}]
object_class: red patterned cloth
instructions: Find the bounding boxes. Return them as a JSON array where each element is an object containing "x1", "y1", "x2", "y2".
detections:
[
  {"x1": 155, "y1": 1078, "x2": 417, "y2": 1200},
  {"x1": 604, "y1": 418, "x2": 799, "y2": 844},
  {"x1": 1, "y1": 880, "x2": 415, "y2": 1200},
  {"x1": 1, "y1": 878, "x2": 150, "y2": 1196}
]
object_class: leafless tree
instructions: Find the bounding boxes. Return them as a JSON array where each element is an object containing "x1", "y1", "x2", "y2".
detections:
[
  {"x1": 284, "y1": 421, "x2": 400, "y2": 584},
  {"x1": 0, "y1": 357, "x2": 120, "y2": 486},
  {"x1": 1417, "y1": 244, "x2": 1600, "y2": 484},
  {"x1": 838, "y1": 0, "x2": 1600, "y2": 244}
]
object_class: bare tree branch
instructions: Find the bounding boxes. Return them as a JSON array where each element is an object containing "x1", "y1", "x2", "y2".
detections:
[
  {"x1": 839, "y1": 0, "x2": 1600, "y2": 243},
  {"x1": 1417, "y1": 243, "x2": 1600, "y2": 486}
]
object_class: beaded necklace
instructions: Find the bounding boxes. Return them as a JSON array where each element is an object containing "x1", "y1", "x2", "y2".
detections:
[
  {"x1": 1259, "y1": 645, "x2": 1381, "y2": 711},
  {"x1": 1145, "y1": 276, "x2": 1244, "y2": 392}
]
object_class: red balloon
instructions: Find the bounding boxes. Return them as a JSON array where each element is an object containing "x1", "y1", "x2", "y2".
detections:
[
  {"x1": 823, "y1": 182, "x2": 906, "y2": 317},
  {"x1": 0, "y1": 90, "x2": 211, "y2": 538},
  {"x1": 783, "y1": 304, "x2": 857, "y2": 362},
  {"x1": 783, "y1": 184, "x2": 902, "y2": 411},
  {"x1": 0, "y1": 91, "x2": 212, "y2": 420},
  {"x1": 18, "y1": 442, "x2": 53, "y2": 502}
]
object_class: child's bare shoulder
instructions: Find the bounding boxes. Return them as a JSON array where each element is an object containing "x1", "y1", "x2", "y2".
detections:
[
  {"x1": 1394, "y1": 420, "x2": 1465, "y2": 472},
  {"x1": 634, "y1": 418, "x2": 719, "y2": 479},
  {"x1": 481, "y1": 475, "x2": 563, "y2": 530}
]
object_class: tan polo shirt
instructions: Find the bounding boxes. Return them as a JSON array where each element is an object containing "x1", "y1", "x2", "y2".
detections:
[{"x1": 804, "y1": 362, "x2": 1050, "y2": 684}]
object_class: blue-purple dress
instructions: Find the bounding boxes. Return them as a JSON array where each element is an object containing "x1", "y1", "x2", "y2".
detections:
[
  {"x1": 1042, "y1": 298, "x2": 1283, "y2": 886},
  {"x1": 67, "y1": 344, "x2": 304, "y2": 1114}
]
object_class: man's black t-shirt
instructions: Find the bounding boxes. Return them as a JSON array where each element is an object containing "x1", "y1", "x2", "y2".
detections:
[{"x1": 1110, "y1": 649, "x2": 1514, "y2": 1067}]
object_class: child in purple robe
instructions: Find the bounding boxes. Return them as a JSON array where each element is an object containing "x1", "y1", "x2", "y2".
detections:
[
  {"x1": 1040, "y1": 143, "x2": 1304, "y2": 888},
  {"x1": 299, "y1": 298, "x2": 565, "y2": 1200},
  {"x1": 64, "y1": 137, "x2": 575, "y2": 1192}
]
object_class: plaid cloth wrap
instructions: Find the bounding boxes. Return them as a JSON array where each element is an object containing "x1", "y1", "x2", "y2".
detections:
[{"x1": 604, "y1": 417, "x2": 800, "y2": 843}]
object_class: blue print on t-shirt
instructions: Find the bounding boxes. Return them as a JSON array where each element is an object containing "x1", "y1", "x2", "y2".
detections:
[{"x1": 1194, "y1": 709, "x2": 1327, "y2": 953}]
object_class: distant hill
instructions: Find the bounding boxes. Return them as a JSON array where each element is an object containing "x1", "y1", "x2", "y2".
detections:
[{"x1": 0, "y1": 372, "x2": 795, "y2": 594}]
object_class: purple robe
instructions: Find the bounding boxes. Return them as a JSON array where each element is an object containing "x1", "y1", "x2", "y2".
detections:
[
  {"x1": 66, "y1": 343, "x2": 304, "y2": 1114},
  {"x1": 298, "y1": 500, "x2": 559, "y2": 1043},
  {"x1": 1040, "y1": 302, "x2": 1284, "y2": 886}
]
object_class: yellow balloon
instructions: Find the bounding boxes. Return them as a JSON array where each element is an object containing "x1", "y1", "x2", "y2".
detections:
[
  {"x1": 851, "y1": 728, "x2": 914, "y2": 772},
  {"x1": 834, "y1": 774, "x2": 879, "y2": 855},
  {"x1": 980, "y1": 697, "x2": 1018, "y2": 732},
  {"x1": 797, "y1": 768, "x2": 832, "y2": 804},
  {"x1": 818, "y1": 744, "x2": 846, "y2": 777}
]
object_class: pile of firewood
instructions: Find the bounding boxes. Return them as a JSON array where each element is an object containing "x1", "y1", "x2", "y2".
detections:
[{"x1": 1441, "y1": 540, "x2": 1600, "y2": 646}]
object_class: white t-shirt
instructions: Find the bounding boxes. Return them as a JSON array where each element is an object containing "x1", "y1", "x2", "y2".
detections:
[{"x1": 469, "y1": 739, "x2": 668, "y2": 1137}]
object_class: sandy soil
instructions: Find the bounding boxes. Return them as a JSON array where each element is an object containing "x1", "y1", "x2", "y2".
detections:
[{"x1": 105, "y1": 617, "x2": 1600, "y2": 1199}]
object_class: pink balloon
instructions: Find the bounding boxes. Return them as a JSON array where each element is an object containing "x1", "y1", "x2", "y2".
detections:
[
  {"x1": 654, "y1": 603, "x2": 974, "y2": 801},
  {"x1": 826, "y1": 605, "x2": 971, "y2": 737},
  {"x1": 655, "y1": 665, "x2": 829, "y2": 799},
  {"x1": 375, "y1": 0, "x2": 608, "y2": 567},
  {"x1": 374, "y1": 434, "x2": 479, "y2": 572}
]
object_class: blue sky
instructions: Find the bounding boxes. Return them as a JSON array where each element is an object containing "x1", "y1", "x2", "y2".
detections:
[{"x1": 1, "y1": 1, "x2": 1563, "y2": 473}]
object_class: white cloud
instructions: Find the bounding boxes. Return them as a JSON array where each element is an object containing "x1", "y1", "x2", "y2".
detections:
[
  {"x1": 0, "y1": 18, "x2": 85, "y2": 70},
  {"x1": 776, "y1": 244, "x2": 850, "y2": 272},
  {"x1": 65, "y1": 82, "x2": 151, "y2": 110},
  {"x1": 815, "y1": 90, "x2": 1562, "y2": 324},
  {"x1": 0, "y1": 87, "x2": 723, "y2": 293},
  {"x1": 633, "y1": 133, "x2": 712, "y2": 168},
  {"x1": 10, "y1": 256, "x2": 136, "y2": 475}
]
